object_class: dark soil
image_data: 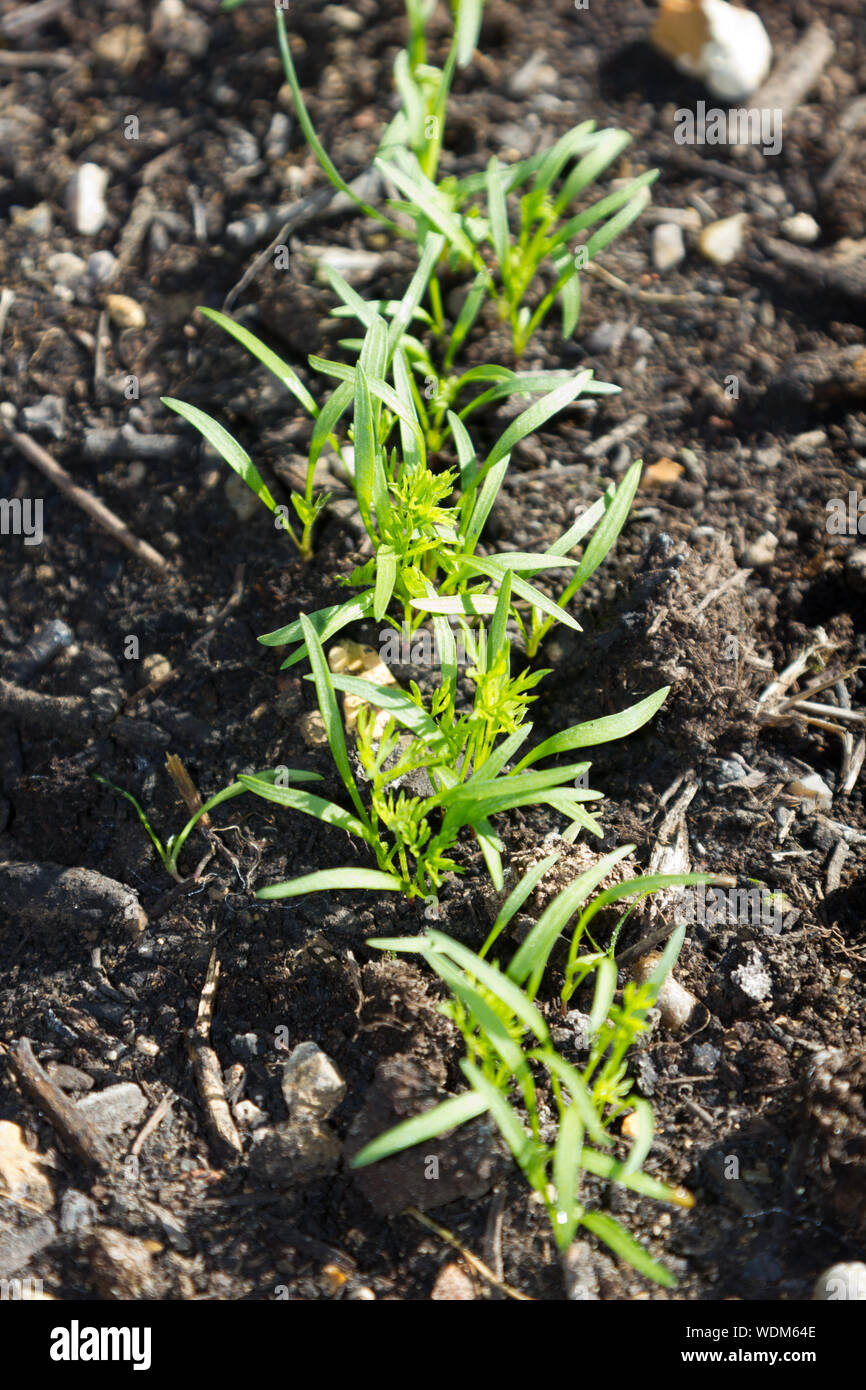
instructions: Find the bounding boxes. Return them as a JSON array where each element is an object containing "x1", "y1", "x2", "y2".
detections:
[{"x1": 0, "y1": 0, "x2": 864, "y2": 1302}]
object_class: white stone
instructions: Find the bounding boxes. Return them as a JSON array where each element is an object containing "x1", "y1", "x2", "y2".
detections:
[
  {"x1": 652, "y1": 0, "x2": 772, "y2": 102},
  {"x1": 67, "y1": 164, "x2": 108, "y2": 236},
  {"x1": 151, "y1": 0, "x2": 210, "y2": 59},
  {"x1": 781, "y1": 213, "x2": 820, "y2": 245},
  {"x1": 740, "y1": 531, "x2": 777, "y2": 568},
  {"x1": 632, "y1": 955, "x2": 698, "y2": 1032},
  {"x1": 698, "y1": 212, "x2": 747, "y2": 265},
  {"x1": 46, "y1": 251, "x2": 87, "y2": 289},
  {"x1": 652, "y1": 222, "x2": 686, "y2": 273},
  {"x1": 786, "y1": 773, "x2": 832, "y2": 811}
]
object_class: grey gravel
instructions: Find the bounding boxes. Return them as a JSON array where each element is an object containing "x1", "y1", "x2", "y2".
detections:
[{"x1": 76, "y1": 1082, "x2": 147, "y2": 1136}]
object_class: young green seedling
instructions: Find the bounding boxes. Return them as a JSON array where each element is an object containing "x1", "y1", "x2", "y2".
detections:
[{"x1": 353, "y1": 854, "x2": 708, "y2": 1284}]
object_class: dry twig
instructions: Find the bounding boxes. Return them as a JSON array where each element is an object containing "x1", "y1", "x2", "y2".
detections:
[
  {"x1": 2, "y1": 1038, "x2": 112, "y2": 1172},
  {"x1": 186, "y1": 951, "x2": 243, "y2": 1160}
]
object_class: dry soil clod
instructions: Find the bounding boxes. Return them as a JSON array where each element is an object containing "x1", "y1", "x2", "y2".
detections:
[{"x1": 0, "y1": 861, "x2": 147, "y2": 936}]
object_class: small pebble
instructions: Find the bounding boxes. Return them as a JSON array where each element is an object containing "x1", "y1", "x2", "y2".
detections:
[
  {"x1": 230, "y1": 1032, "x2": 260, "y2": 1062},
  {"x1": 322, "y1": 4, "x2": 364, "y2": 32},
  {"x1": 510, "y1": 51, "x2": 559, "y2": 97},
  {"x1": 282, "y1": 1042, "x2": 346, "y2": 1119},
  {"x1": 740, "y1": 531, "x2": 777, "y2": 568},
  {"x1": 652, "y1": 222, "x2": 686, "y2": 273},
  {"x1": 584, "y1": 319, "x2": 630, "y2": 355},
  {"x1": 781, "y1": 213, "x2": 820, "y2": 245},
  {"x1": 21, "y1": 395, "x2": 66, "y2": 441},
  {"x1": 308, "y1": 244, "x2": 384, "y2": 286},
  {"x1": 264, "y1": 112, "x2": 292, "y2": 161},
  {"x1": 698, "y1": 213, "x2": 747, "y2": 266},
  {"x1": 730, "y1": 947, "x2": 772, "y2": 1004},
  {"x1": 786, "y1": 773, "x2": 832, "y2": 812},
  {"x1": 76, "y1": 1083, "x2": 147, "y2": 1136},
  {"x1": 88, "y1": 1228, "x2": 159, "y2": 1300},
  {"x1": 620, "y1": 1111, "x2": 641, "y2": 1140},
  {"x1": 224, "y1": 471, "x2": 260, "y2": 522},
  {"x1": 59, "y1": 1189, "x2": 98, "y2": 1233},
  {"x1": 105, "y1": 294, "x2": 146, "y2": 329},
  {"x1": 91, "y1": 24, "x2": 147, "y2": 72},
  {"x1": 141, "y1": 652, "x2": 171, "y2": 684},
  {"x1": 431, "y1": 1262, "x2": 476, "y2": 1300},
  {"x1": 0, "y1": 1121, "x2": 54, "y2": 1211},
  {"x1": 232, "y1": 1100, "x2": 269, "y2": 1129},
  {"x1": 151, "y1": 0, "x2": 209, "y2": 58},
  {"x1": 67, "y1": 164, "x2": 109, "y2": 236},
  {"x1": 790, "y1": 429, "x2": 827, "y2": 457},
  {"x1": 632, "y1": 954, "x2": 698, "y2": 1032},
  {"x1": 46, "y1": 251, "x2": 87, "y2": 290},
  {"x1": 86, "y1": 250, "x2": 117, "y2": 288},
  {"x1": 11, "y1": 202, "x2": 53, "y2": 238}
]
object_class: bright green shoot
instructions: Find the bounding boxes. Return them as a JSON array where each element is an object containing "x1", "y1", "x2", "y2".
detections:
[
  {"x1": 353, "y1": 860, "x2": 708, "y2": 1283},
  {"x1": 245, "y1": 600, "x2": 671, "y2": 901},
  {"x1": 92, "y1": 769, "x2": 322, "y2": 881},
  {"x1": 376, "y1": 134, "x2": 658, "y2": 357}
]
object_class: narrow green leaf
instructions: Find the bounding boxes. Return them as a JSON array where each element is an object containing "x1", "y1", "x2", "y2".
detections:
[
  {"x1": 387, "y1": 231, "x2": 444, "y2": 356},
  {"x1": 237, "y1": 775, "x2": 369, "y2": 840},
  {"x1": 460, "y1": 1059, "x2": 536, "y2": 1173},
  {"x1": 620, "y1": 1097, "x2": 654, "y2": 1177},
  {"x1": 483, "y1": 371, "x2": 594, "y2": 474},
  {"x1": 546, "y1": 489, "x2": 610, "y2": 558},
  {"x1": 373, "y1": 545, "x2": 398, "y2": 621},
  {"x1": 259, "y1": 591, "x2": 375, "y2": 654},
  {"x1": 581, "y1": 1210, "x2": 675, "y2": 1288},
  {"x1": 552, "y1": 128, "x2": 632, "y2": 212},
  {"x1": 299, "y1": 614, "x2": 365, "y2": 819},
  {"x1": 558, "y1": 457, "x2": 643, "y2": 600},
  {"x1": 350, "y1": 1091, "x2": 488, "y2": 1168},
  {"x1": 552, "y1": 1100, "x2": 585, "y2": 1248},
  {"x1": 588, "y1": 955, "x2": 618, "y2": 1037},
  {"x1": 488, "y1": 567, "x2": 511, "y2": 666},
  {"x1": 579, "y1": 1145, "x2": 693, "y2": 1205},
  {"x1": 198, "y1": 310, "x2": 319, "y2": 416},
  {"x1": 585, "y1": 186, "x2": 653, "y2": 260},
  {"x1": 474, "y1": 821, "x2": 504, "y2": 892},
  {"x1": 462, "y1": 458, "x2": 510, "y2": 549},
  {"x1": 162, "y1": 399, "x2": 279, "y2": 519},
  {"x1": 468, "y1": 725, "x2": 534, "y2": 784},
  {"x1": 376, "y1": 155, "x2": 476, "y2": 261},
  {"x1": 309, "y1": 378, "x2": 353, "y2": 470},
  {"x1": 507, "y1": 846, "x2": 635, "y2": 988},
  {"x1": 257, "y1": 867, "x2": 404, "y2": 900},
  {"x1": 320, "y1": 672, "x2": 445, "y2": 745},
  {"x1": 534, "y1": 1049, "x2": 610, "y2": 1148},
  {"x1": 514, "y1": 687, "x2": 669, "y2": 770},
  {"x1": 410, "y1": 593, "x2": 498, "y2": 617},
  {"x1": 454, "y1": 0, "x2": 484, "y2": 66},
  {"x1": 426, "y1": 930, "x2": 549, "y2": 1043},
  {"x1": 486, "y1": 156, "x2": 509, "y2": 270},
  {"x1": 464, "y1": 556, "x2": 581, "y2": 633},
  {"x1": 532, "y1": 121, "x2": 598, "y2": 196},
  {"x1": 445, "y1": 270, "x2": 490, "y2": 370},
  {"x1": 480, "y1": 848, "x2": 559, "y2": 959}
]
